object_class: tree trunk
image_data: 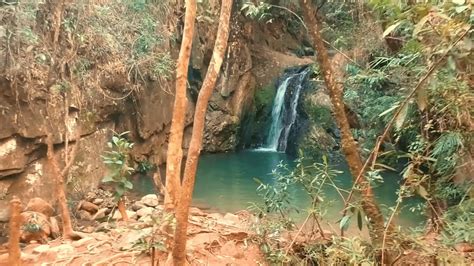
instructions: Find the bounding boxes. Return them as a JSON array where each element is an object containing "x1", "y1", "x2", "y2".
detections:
[
  {"x1": 46, "y1": 133, "x2": 80, "y2": 240},
  {"x1": 8, "y1": 196, "x2": 21, "y2": 266},
  {"x1": 164, "y1": 0, "x2": 198, "y2": 210},
  {"x1": 117, "y1": 198, "x2": 129, "y2": 222},
  {"x1": 172, "y1": 1, "x2": 233, "y2": 265},
  {"x1": 299, "y1": 0, "x2": 387, "y2": 246}
]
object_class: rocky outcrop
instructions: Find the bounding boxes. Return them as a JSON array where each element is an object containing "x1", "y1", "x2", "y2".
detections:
[
  {"x1": 0, "y1": 2, "x2": 316, "y2": 208},
  {"x1": 198, "y1": 15, "x2": 314, "y2": 152}
]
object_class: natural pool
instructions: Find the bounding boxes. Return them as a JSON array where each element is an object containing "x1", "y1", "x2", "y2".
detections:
[{"x1": 134, "y1": 150, "x2": 425, "y2": 229}]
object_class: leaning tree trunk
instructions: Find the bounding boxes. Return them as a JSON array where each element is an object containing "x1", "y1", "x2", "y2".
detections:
[
  {"x1": 299, "y1": 0, "x2": 387, "y2": 246},
  {"x1": 46, "y1": 133, "x2": 81, "y2": 240},
  {"x1": 172, "y1": 1, "x2": 233, "y2": 265},
  {"x1": 164, "y1": 0, "x2": 198, "y2": 210}
]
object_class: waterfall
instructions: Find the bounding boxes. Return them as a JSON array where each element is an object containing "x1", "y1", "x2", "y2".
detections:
[{"x1": 264, "y1": 68, "x2": 310, "y2": 152}]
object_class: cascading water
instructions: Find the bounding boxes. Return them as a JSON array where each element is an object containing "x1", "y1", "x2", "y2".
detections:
[{"x1": 264, "y1": 68, "x2": 311, "y2": 152}]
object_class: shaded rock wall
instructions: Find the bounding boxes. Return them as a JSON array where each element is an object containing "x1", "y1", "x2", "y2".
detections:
[{"x1": 0, "y1": 2, "x2": 314, "y2": 208}]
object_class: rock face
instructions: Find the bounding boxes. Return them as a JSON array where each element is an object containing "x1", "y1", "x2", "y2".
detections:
[
  {"x1": 190, "y1": 15, "x2": 313, "y2": 153},
  {"x1": 0, "y1": 4, "x2": 314, "y2": 207}
]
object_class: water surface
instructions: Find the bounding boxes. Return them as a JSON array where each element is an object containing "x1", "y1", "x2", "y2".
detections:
[{"x1": 134, "y1": 150, "x2": 424, "y2": 228}]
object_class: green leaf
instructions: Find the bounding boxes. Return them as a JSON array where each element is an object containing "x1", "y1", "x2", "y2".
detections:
[
  {"x1": 417, "y1": 185, "x2": 430, "y2": 200},
  {"x1": 374, "y1": 163, "x2": 396, "y2": 171},
  {"x1": 357, "y1": 211, "x2": 363, "y2": 231},
  {"x1": 455, "y1": 5, "x2": 468, "y2": 13},
  {"x1": 382, "y1": 21, "x2": 402, "y2": 38},
  {"x1": 124, "y1": 180, "x2": 133, "y2": 190},
  {"x1": 253, "y1": 178, "x2": 264, "y2": 185},
  {"x1": 452, "y1": 0, "x2": 465, "y2": 5},
  {"x1": 379, "y1": 103, "x2": 399, "y2": 117},
  {"x1": 416, "y1": 87, "x2": 428, "y2": 111},
  {"x1": 118, "y1": 131, "x2": 130, "y2": 137},
  {"x1": 102, "y1": 175, "x2": 114, "y2": 183},
  {"x1": 340, "y1": 215, "x2": 351, "y2": 231},
  {"x1": 116, "y1": 184, "x2": 126, "y2": 198},
  {"x1": 112, "y1": 136, "x2": 119, "y2": 144},
  {"x1": 395, "y1": 103, "x2": 409, "y2": 130}
]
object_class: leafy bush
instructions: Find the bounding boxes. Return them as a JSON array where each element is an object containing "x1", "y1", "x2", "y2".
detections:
[
  {"x1": 442, "y1": 199, "x2": 474, "y2": 246},
  {"x1": 102, "y1": 132, "x2": 135, "y2": 199}
]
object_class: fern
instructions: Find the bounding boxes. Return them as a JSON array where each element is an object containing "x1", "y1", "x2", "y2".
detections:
[{"x1": 431, "y1": 132, "x2": 464, "y2": 176}]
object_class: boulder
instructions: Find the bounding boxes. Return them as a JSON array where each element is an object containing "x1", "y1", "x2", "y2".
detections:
[
  {"x1": 20, "y1": 211, "x2": 51, "y2": 243},
  {"x1": 136, "y1": 207, "x2": 154, "y2": 218},
  {"x1": 25, "y1": 198, "x2": 54, "y2": 217},
  {"x1": 77, "y1": 210, "x2": 93, "y2": 221},
  {"x1": 140, "y1": 194, "x2": 159, "y2": 207}
]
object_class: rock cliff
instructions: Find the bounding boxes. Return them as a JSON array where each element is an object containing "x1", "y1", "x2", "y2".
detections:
[{"x1": 0, "y1": 2, "x2": 314, "y2": 207}]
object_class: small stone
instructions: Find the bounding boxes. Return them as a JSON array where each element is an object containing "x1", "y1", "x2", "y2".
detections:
[
  {"x1": 223, "y1": 213, "x2": 240, "y2": 225},
  {"x1": 132, "y1": 201, "x2": 146, "y2": 211},
  {"x1": 25, "y1": 198, "x2": 54, "y2": 217},
  {"x1": 33, "y1": 244, "x2": 50, "y2": 254},
  {"x1": 138, "y1": 215, "x2": 153, "y2": 223},
  {"x1": 93, "y1": 208, "x2": 108, "y2": 220},
  {"x1": 80, "y1": 202, "x2": 99, "y2": 214},
  {"x1": 141, "y1": 194, "x2": 159, "y2": 207},
  {"x1": 95, "y1": 222, "x2": 113, "y2": 232},
  {"x1": 0, "y1": 206, "x2": 9, "y2": 222},
  {"x1": 136, "y1": 207, "x2": 155, "y2": 218},
  {"x1": 85, "y1": 191, "x2": 97, "y2": 201},
  {"x1": 112, "y1": 210, "x2": 137, "y2": 220},
  {"x1": 92, "y1": 198, "x2": 104, "y2": 205},
  {"x1": 81, "y1": 226, "x2": 95, "y2": 233},
  {"x1": 77, "y1": 210, "x2": 93, "y2": 221}
]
